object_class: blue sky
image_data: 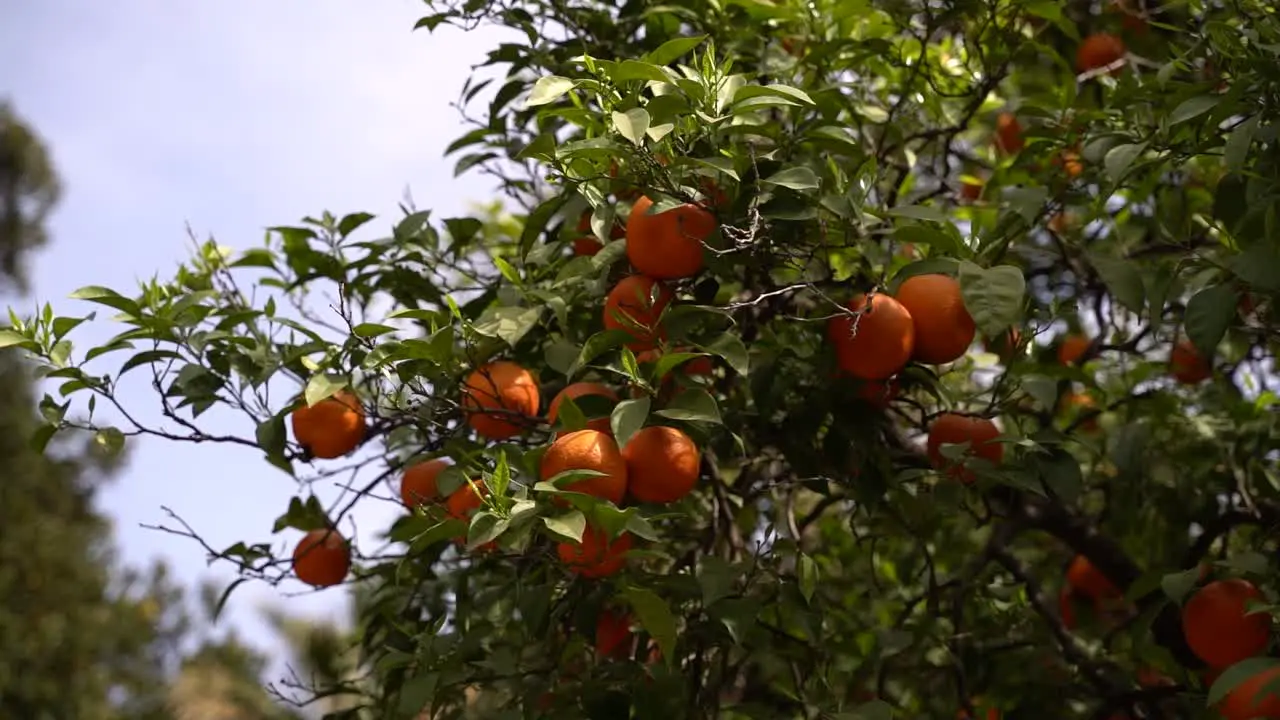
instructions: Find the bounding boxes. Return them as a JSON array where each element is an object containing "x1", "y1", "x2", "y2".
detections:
[{"x1": 2, "y1": 0, "x2": 511, "y2": 677}]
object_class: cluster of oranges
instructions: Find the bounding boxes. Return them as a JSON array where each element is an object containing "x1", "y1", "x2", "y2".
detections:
[
  {"x1": 825, "y1": 274, "x2": 1005, "y2": 481},
  {"x1": 1058, "y1": 557, "x2": 1277, "y2": 719}
]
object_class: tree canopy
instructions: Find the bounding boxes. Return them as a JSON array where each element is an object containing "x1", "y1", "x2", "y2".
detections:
[{"x1": 7, "y1": 0, "x2": 1280, "y2": 718}]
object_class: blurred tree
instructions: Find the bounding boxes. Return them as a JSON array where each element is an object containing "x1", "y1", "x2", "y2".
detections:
[{"x1": 0, "y1": 100, "x2": 296, "y2": 720}]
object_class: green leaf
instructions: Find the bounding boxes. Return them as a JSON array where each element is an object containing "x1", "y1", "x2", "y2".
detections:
[
  {"x1": 543, "y1": 510, "x2": 586, "y2": 543},
  {"x1": 1224, "y1": 116, "x2": 1260, "y2": 173},
  {"x1": 1184, "y1": 284, "x2": 1238, "y2": 360},
  {"x1": 887, "y1": 205, "x2": 949, "y2": 223},
  {"x1": 761, "y1": 166, "x2": 820, "y2": 191},
  {"x1": 303, "y1": 374, "x2": 346, "y2": 407},
  {"x1": 957, "y1": 262, "x2": 1025, "y2": 337},
  {"x1": 525, "y1": 75, "x2": 577, "y2": 107},
  {"x1": 645, "y1": 35, "x2": 707, "y2": 65},
  {"x1": 655, "y1": 389, "x2": 721, "y2": 424},
  {"x1": 0, "y1": 329, "x2": 30, "y2": 348},
  {"x1": 1228, "y1": 245, "x2": 1280, "y2": 292},
  {"x1": 211, "y1": 578, "x2": 248, "y2": 623},
  {"x1": 352, "y1": 323, "x2": 397, "y2": 338},
  {"x1": 1103, "y1": 142, "x2": 1146, "y2": 184},
  {"x1": 797, "y1": 553, "x2": 818, "y2": 604},
  {"x1": 892, "y1": 223, "x2": 964, "y2": 257},
  {"x1": 1088, "y1": 253, "x2": 1146, "y2": 315},
  {"x1": 1169, "y1": 94, "x2": 1220, "y2": 126},
  {"x1": 68, "y1": 286, "x2": 140, "y2": 315},
  {"x1": 1208, "y1": 657, "x2": 1280, "y2": 706},
  {"x1": 473, "y1": 306, "x2": 543, "y2": 347},
  {"x1": 700, "y1": 332, "x2": 748, "y2": 376},
  {"x1": 834, "y1": 699, "x2": 895, "y2": 720},
  {"x1": 610, "y1": 397, "x2": 650, "y2": 449},
  {"x1": 623, "y1": 586, "x2": 679, "y2": 666},
  {"x1": 612, "y1": 108, "x2": 651, "y2": 147},
  {"x1": 733, "y1": 84, "x2": 815, "y2": 106},
  {"x1": 697, "y1": 556, "x2": 737, "y2": 607},
  {"x1": 571, "y1": 330, "x2": 630, "y2": 375},
  {"x1": 1160, "y1": 567, "x2": 1201, "y2": 604},
  {"x1": 30, "y1": 424, "x2": 57, "y2": 453},
  {"x1": 1221, "y1": 550, "x2": 1270, "y2": 576},
  {"x1": 336, "y1": 211, "x2": 376, "y2": 237}
]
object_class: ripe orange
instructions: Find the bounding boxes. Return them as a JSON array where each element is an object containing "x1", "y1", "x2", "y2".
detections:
[
  {"x1": 557, "y1": 525, "x2": 633, "y2": 578},
  {"x1": 856, "y1": 378, "x2": 899, "y2": 409},
  {"x1": 984, "y1": 327, "x2": 1022, "y2": 362},
  {"x1": 548, "y1": 382, "x2": 618, "y2": 436},
  {"x1": 1218, "y1": 666, "x2": 1280, "y2": 720},
  {"x1": 1077, "y1": 33, "x2": 1127, "y2": 74},
  {"x1": 1059, "y1": 587, "x2": 1078, "y2": 630},
  {"x1": 1054, "y1": 149, "x2": 1084, "y2": 178},
  {"x1": 957, "y1": 702, "x2": 1000, "y2": 720},
  {"x1": 539, "y1": 429, "x2": 628, "y2": 505},
  {"x1": 1066, "y1": 555, "x2": 1120, "y2": 600},
  {"x1": 826, "y1": 293, "x2": 916, "y2": 381},
  {"x1": 595, "y1": 608, "x2": 634, "y2": 658},
  {"x1": 445, "y1": 481, "x2": 487, "y2": 521},
  {"x1": 1048, "y1": 212, "x2": 1071, "y2": 233},
  {"x1": 603, "y1": 274, "x2": 674, "y2": 351},
  {"x1": 960, "y1": 178, "x2": 984, "y2": 202},
  {"x1": 894, "y1": 274, "x2": 976, "y2": 365},
  {"x1": 1170, "y1": 340, "x2": 1212, "y2": 384},
  {"x1": 573, "y1": 236, "x2": 604, "y2": 257},
  {"x1": 626, "y1": 196, "x2": 716, "y2": 279},
  {"x1": 293, "y1": 528, "x2": 351, "y2": 588},
  {"x1": 1058, "y1": 334, "x2": 1091, "y2": 365},
  {"x1": 926, "y1": 413, "x2": 1003, "y2": 483},
  {"x1": 995, "y1": 112, "x2": 1024, "y2": 154},
  {"x1": 291, "y1": 389, "x2": 366, "y2": 459},
  {"x1": 1062, "y1": 392, "x2": 1099, "y2": 431},
  {"x1": 461, "y1": 361, "x2": 540, "y2": 440},
  {"x1": 1137, "y1": 667, "x2": 1173, "y2": 688},
  {"x1": 1182, "y1": 578, "x2": 1271, "y2": 668},
  {"x1": 400, "y1": 458, "x2": 449, "y2": 508},
  {"x1": 621, "y1": 425, "x2": 701, "y2": 504}
]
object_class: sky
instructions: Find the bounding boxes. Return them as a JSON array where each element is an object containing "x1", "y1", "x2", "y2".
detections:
[{"x1": 1, "y1": 0, "x2": 514, "y2": 683}]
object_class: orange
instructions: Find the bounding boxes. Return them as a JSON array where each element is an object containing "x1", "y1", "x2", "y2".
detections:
[
  {"x1": 291, "y1": 389, "x2": 366, "y2": 459},
  {"x1": 1077, "y1": 33, "x2": 1127, "y2": 74},
  {"x1": 1062, "y1": 392, "x2": 1099, "y2": 431},
  {"x1": 1053, "y1": 149, "x2": 1084, "y2": 178},
  {"x1": 621, "y1": 425, "x2": 701, "y2": 504},
  {"x1": 625, "y1": 196, "x2": 716, "y2": 279},
  {"x1": 547, "y1": 382, "x2": 618, "y2": 436},
  {"x1": 894, "y1": 274, "x2": 976, "y2": 365},
  {"x1": 1241, "y1": 292, "x2": 1258, "y2": 317},
  {"x1": 400, "y1": 458, "x2": 449, "y2": 508},
  {"x1": 1218, "y1": 666, "x2": 1280, "y2": 720},
  {"x1": 539, "y1": 429, "x2": 628, "y2": 505},
  {"x1": 595, "y1": 608, "x2": 634, "y2": 658},
  {"x1": 557, "y1": 525, "x2": 633, "y2": 578},
  {"x1": 960, "y1": 178, "x2": 984, "y2": 202},
  {"x1": 1066, "y1": 555, "x2": 1120, "y2": 600},
  {"x1": 984, "y1": 327, "x2": 1022, "y2": 362},
  {"x1": 1170, "y1": 340, "x2": 1212, "y2": 384},
  {"x1": 1137, "y1": 667, "x2": 1173, "y2": 688},
  {"x1": 573, "y1": 236, "x2": 604, "y2": 257},
  {"x1": 826, "y1": 293, "x2": 916, "y2": 380},
  {"x1": 461, "y1": 361, "x2": 540, "y2": 440},
  {"x1": 926, "y1": 413, "x2": 1003, "y2": 483},
  {"x1": 1182, "y1": 578, "x2": 1271, "y2": 668},
  {"x1": 957, "y1": 702, "x2": 1000, "y2": 720},
  {"x1": 603, "y1": 274, "x2": 674, "y2": 350},
  {"x1": 856, "y1": 378, "x2": 899, "y2": 409},
  {"x1": 1110, "y1": 0, "x2": 1149, "y2": 34},
  {"x1": 445, "y1": 481, "x2": 487, "y2": 521},
  {"x1": 293, "y1": 528, "x2": 351, "y2": 588},
  {"x1": 1059, "y1": 587, "x2": 1078, "y2": 630},
  {"x1": 995, "y1": 112, "x2": 1024, "y2": 154},
  {"x1": 1057, "y1": 334, "x2": 1091, "y2": 365},
  {"x1": 1048, "y1": 212, "x2": 1071, "y2": 233}
]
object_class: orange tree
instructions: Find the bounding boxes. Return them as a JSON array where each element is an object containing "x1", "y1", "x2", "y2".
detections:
[{"x1": 6, "y1": 0, "x2": 1280, "y2": 718}]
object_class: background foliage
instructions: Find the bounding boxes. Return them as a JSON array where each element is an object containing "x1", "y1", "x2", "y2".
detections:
[{"x1": 7, "y1": 0, "x2": 1280, "y2": 718}]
